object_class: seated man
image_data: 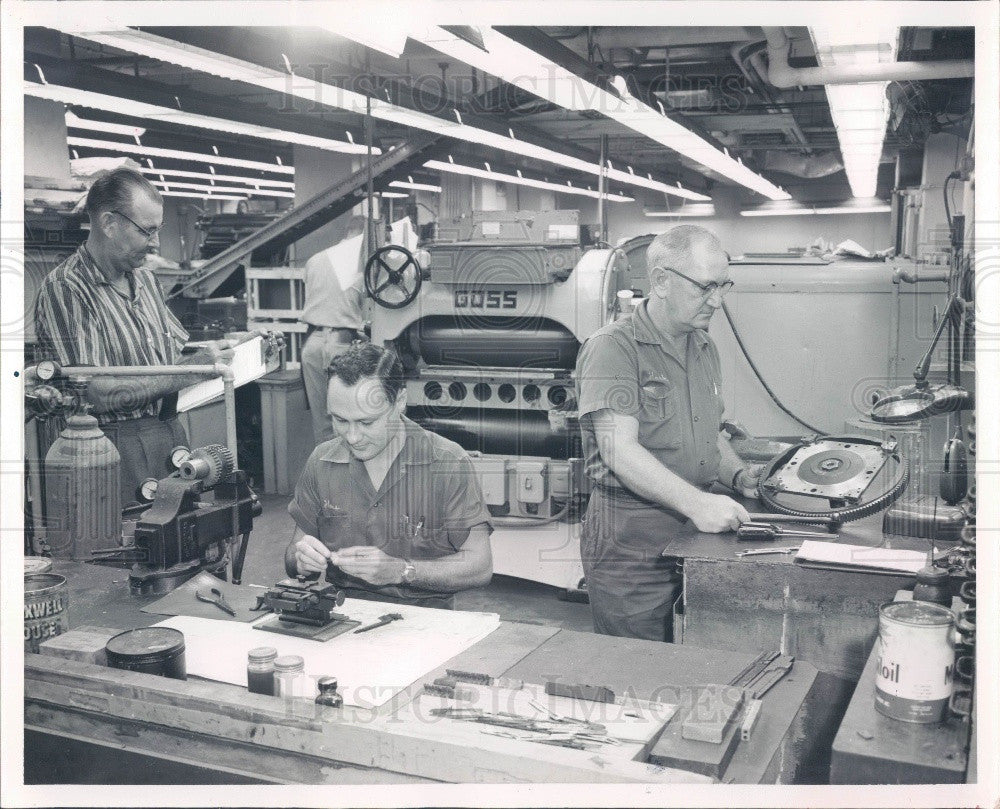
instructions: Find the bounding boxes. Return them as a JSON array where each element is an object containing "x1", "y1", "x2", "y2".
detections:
[{"x1": 285, "y1": 343, "x2": 493, "y2": 608}]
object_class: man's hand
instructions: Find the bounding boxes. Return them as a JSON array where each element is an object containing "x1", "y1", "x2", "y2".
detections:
[
  {"x1": 734, "y1": 463, "x2": 766, "y2": 500},
  {"x1": 687, "y1": 492, "x2": 749, "y2": 533},
  {"x1": 293, "y1": 533, "x2": 332, "y2": 575},
  {"x1": 183, "y1": 339, "x2": 236, "y2": 366},
  {"x1": 329, "y1": 546, "x2": 406, "y2": 586}
]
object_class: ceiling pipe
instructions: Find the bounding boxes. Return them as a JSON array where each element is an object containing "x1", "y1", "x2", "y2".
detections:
[
  {"x1": 730, "y1": 41, "x2": 811, "y2": 150},
  {"x1": 762, "y1": 150, "x2": 843, "y2": 178},
  {"x1": 761, "y1": 27, "x2": 974, "y2": 88}
]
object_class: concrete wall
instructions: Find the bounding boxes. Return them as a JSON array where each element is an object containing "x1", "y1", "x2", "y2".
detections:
[
  {"x1": 916, "y1": 132, "x2": 968, "y2": 262},
  {"x1": 24, "y1": 96, "x2": 71, "y2": 180},
  {"x1": 291, "y1": 145, "x2": 360, "y2": 263}
]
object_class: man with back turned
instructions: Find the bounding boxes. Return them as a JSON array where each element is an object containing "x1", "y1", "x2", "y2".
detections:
[{"x1": 575, "y1": 224, "x2": 760, "y2": 641}]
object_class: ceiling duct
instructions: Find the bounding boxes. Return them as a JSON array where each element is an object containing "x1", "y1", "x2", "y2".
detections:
[
  {"x1": 761, "y1": 27, "x2": 974, "y2": 88},
  {"x1": 761, "y1": 150, "x2": 843, "y2": 178}
]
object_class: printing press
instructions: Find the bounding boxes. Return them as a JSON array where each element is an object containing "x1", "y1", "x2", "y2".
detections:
[{"x1": 368, "y1": 210, "x2": 629, "y2": 526}]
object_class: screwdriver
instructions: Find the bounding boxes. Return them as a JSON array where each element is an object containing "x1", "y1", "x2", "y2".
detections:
[{"x1": 736, "y1": 522, "x2": 837, "y2": 541}]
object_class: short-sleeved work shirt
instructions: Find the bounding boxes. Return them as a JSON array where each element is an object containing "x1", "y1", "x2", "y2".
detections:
[
  {"x1": 288, "y1": 418, "x2": 493, "y2": 603},
  {"x1": 33, "y1": 245, "x2": 189, "y2": 424},
  {"x1": 575, "y1": 298, "x2": 725, "y2": 490}
]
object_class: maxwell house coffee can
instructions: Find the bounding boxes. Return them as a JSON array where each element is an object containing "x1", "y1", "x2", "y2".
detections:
[
  {"x1": 24, "y1": 573, "x2": 69, "y2": 653},
  {"x1": 875, "y1": 600, "x2": 956, "y2": 723}
]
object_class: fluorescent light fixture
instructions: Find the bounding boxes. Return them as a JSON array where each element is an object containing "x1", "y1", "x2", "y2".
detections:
[
  {"x1": 376, "y1": 191, "x2": 410, "y2": 199},
  {"x1": 410, "y1": 26, "x2": 788, "y2": 201},
  {"x1": 644, "y1": 203, "x2": 716, "y2": 218},
  {"x1": 56, "y1": 27, "x2": 701, "y2": 200},
  {"x1": 65, "y1": 111, "x2": 145, "y2": 138},
  {"x1": 409, "y1": 26, "x2": 605, "y2": 113},
  {"x1": 160, "y1": 190, "x2": 248, "y2": 201},
  {"x1": 814, "y1": 203, "x2": 891, "y2": 215},
  {"x1": 137, "y1": 166, "x2": 294, "y2": 189},
  {"x1": 317, "y1": 25, "x2": 408, "y2": 59},
  {"x1": 425, "y1": 158, "x2": 635, "y2": 202},
  {"x1": 66, "y1": 135, "x2": 295, "y2": 175},
  {"x1": 810, "y1": 26, "x2": 898, "y2": 199},
  {"x1": 151, "y1": 180, "x2": 294, "y2": 198},
  {"x1": 27, "y1": 80, "x2": 369, "y2": 155},
  {"x1": 389, "y1": 178, "x2": 442, "y2": 193},
  {"x1": 741, "y1": 199, "x2": 890, "y2": 217}
]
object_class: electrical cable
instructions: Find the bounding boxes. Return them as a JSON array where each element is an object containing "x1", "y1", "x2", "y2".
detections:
[
  {"x1": 491, "y1": 502, "x2": 571, "y2": 528},
  {"x1": 720, "y1": 300, "x2": 826, "y2": 435},
  {"x1": 943, "y1": 170, "x2": 959, "y2": 232}
]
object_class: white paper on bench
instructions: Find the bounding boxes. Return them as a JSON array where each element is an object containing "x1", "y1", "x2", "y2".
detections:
[
  {"x1": 155, "y1": 599, "x2": 500, "y2": 707},
  {"x1": 794, "y1": 540, "x2": 926, "y2": 573}
]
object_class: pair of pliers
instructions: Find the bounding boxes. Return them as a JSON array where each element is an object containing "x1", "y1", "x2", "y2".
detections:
[{"x1": 196, "y1": 586, "x2": 237, "y2": 616}]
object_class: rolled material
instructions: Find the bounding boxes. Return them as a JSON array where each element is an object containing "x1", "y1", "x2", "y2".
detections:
[
  {"x1": 409, "y1": 316, "x2": 579, "y2": 369},
  {"x1": 408, "y1": 407, "x2": 579, "y2": 459}
]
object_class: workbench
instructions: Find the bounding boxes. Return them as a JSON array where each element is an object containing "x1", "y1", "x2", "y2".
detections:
[
  {"x1": 24, "y1": 560, "x2": 820, "y2": 786},
  {"x1": 661, "y1": 506, "x2": 935, "y2": 781},
  {"x1": 830, "y1": 592, "x2": 971, "y2": 784},
  {"x1": 668, "y1": 511, "x2": 927, "y2": 681}
]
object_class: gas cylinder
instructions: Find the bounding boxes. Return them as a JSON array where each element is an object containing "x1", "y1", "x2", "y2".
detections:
[{"x1": 44, "y1": 414, "x2": 121, "y2": 559}]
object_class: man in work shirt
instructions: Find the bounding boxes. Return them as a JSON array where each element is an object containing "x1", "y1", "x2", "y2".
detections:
[
  {"x1": 575, "y1": 224, "x2": 759, "y2": 641},
  {"x1": 34, "y1": 168, "x2": 231, "y2": 504},
  {"x1": 286, "y1": 343, "x2": 493, "y2": 608}
]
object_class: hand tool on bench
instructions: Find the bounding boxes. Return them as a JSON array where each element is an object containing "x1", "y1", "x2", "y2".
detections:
[
  {"x1": 353, "y1": 612, "x2": 404, "y2": 633},
  {"x1": 747, "y1": 513, "x2": 841, "y2": 531},
  {"x1": 735, "y1": 545, "x2": 802, "y2": 557},
  {"x1": 736, "y1": 523, "x2": 836, "y2": 541},
  {"x1": 196, "y1": 587, "x2": 237, "y2": 616}
]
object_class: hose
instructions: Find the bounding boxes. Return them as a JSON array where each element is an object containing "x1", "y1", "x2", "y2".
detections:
[
  {"x1": 755, "y1": 435, "x2": 910, "y2": 522},
  {"x1": 720, "y1": 300, "x2": 827, "y2": 435}
]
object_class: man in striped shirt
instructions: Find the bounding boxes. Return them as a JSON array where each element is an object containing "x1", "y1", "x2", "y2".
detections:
[{"x1": 34, "y1": 168, "x2": 231, "y2": 504}]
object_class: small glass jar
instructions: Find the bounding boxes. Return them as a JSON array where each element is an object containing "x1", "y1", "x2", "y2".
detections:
[
  {"x1": 315, "y1": 675, "x2": 344, "y2": 708},
  {"x1": 247, "y1": 646, "x2": 277, "y2": 696},
  {"x1": 274, "y1": 654, "x2": 305, "y2": 698}
]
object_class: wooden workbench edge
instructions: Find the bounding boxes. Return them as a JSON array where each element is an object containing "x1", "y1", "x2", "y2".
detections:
[{"x1": 25, "y1": 654, "x2": 713, "y2": 785}]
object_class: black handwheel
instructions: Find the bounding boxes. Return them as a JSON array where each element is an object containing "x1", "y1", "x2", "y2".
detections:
[{"x1": 364, "y1": 245, "x2": 422, "y2": 309}]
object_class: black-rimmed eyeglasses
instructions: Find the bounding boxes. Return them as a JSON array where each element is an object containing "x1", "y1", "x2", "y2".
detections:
[
  {"x1": 112, "y1": 210, "x2": 160, "y2": 241},
  {"x1": 656, "y1": 266, "x2": 734, "y2": 297}
]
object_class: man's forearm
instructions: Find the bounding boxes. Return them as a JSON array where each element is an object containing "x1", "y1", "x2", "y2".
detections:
[
  {"x1": 608, "y1": 444, "x2": 708, "y2": 516},
  {"x1": 405, "y1": 529, "x2": 492, "y2": 592},
  {"x1": 717, "y1": 433, "x2": 747, "y2": 491},
  {"x1": 85, "y1": 370, "x2": 218, "y2": 414}
]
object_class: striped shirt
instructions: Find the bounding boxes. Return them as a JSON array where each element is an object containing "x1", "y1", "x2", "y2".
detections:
[{"x1": 34, "y1": 245, "x2": 189, "y2": 424}]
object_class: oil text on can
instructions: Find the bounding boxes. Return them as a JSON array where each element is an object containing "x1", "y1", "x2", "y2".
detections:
[
  {"x1": 24, "y1": 573, "x2": 69, "y2": 652},
  {"x1": 875, "y1": 600, "x2": 956, "y2": 723}
]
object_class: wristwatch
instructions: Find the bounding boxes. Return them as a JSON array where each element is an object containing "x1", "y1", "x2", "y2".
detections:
[
  {"x1": 731, "y1": 467, "x2": 751, "y2": 492},
  {"x1": 400, "y1": 559, "x2": 417, "y2": 585}
]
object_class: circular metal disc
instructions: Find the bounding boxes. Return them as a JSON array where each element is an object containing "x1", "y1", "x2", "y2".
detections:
[{"x1": 795, "y1": 448, "x2": 869, "y2": 486}]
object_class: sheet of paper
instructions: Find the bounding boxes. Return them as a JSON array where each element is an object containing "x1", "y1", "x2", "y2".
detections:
[
  {"x1": 155, "y1": 599, "x2": 500, "y2": 707},
  {"x1": 177, "y1": 335, "x2": 267, "y2": 412},
  {"x1": 795, "y1": 540, "x2": 926, "y2": 573}
]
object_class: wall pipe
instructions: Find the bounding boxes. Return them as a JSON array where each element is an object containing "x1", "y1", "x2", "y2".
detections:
[{"x1": 761, "y1": 27, "x2": 974, "y2": 88}]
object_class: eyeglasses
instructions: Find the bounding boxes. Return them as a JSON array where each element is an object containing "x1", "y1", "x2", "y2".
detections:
[
  {"x1": 112, "y1": 210, "x2": 160, "y2": 241},
  {"x1": 656, "y1": 266, "x2": 734, "y2": 298}
]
